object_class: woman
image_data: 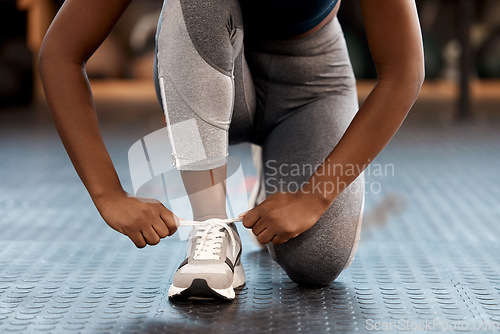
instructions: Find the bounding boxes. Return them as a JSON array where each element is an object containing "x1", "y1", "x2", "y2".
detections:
[{"x1": 39, "y1": 0, "x2": 424, "y2": 300}]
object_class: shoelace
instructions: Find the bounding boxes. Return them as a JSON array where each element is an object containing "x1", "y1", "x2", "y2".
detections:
[{"x1": 179, "y1": 218, "x2": 242, "y2": 261}]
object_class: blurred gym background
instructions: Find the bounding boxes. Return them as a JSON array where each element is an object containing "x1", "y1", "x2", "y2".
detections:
[{"x1": 1, "y1": 0, "x2": 500, "y2": 113}]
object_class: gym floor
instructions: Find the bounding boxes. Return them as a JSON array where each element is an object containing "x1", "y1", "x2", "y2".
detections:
[{"x1": 0, "y1": 82, "x2": 499, "y2": 333}]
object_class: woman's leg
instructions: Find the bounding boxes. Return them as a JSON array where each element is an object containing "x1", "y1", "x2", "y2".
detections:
[
  {"x1": 264, "y1": 99, "x2": 365, "y2": 286},
  {"x1": 247, "y1": 18, "x2": 365, "y2": 286},
  {"x1": 154, "y1": 0, "x2": 258, "y2": 300},
  {"x1": 154, "y1": 0, "x2": 254, "y2": 220}
]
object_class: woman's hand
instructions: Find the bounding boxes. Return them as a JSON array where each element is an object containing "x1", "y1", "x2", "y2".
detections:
[
  {"x1": 240, "y1": 191, "x2": 329, "y2": 245},
  {"x1": 96, "y1": 194, "x2": 179, "y2": 248}
]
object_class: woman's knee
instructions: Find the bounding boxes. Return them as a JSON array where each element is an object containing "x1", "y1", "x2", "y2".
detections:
[
  {"x1": 270, "y1": 233, "x2": 352, "y2": 287},
  {"x1": 279, "y1": 254, "x2": 346, "y2": 287}
]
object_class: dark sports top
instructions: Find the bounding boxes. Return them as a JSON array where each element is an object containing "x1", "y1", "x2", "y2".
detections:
[{"x1": 239, "y1": 0, "x2": 339, "y2": 40}]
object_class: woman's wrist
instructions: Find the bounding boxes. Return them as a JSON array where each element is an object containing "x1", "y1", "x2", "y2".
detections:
[{"x1": 297, "y1": 182, "x2": 333, "y2": 220}]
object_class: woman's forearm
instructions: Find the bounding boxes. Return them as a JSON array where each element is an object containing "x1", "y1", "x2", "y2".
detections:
[
  {"x1": 302, "y1": 75, "x2": 423, "y2": 210},
  {"x1": 36, "y1": 0, "x2": 180, "y2": 249},
  {"x1": 299, "y1": 0, "x2": 424, "y2": 213},
  {"x1": 39, "y1": 57, "x2": 125, "y2": 205},
  {"x1": 38, "y1": 0, "x2": 133, "y2": 206}
]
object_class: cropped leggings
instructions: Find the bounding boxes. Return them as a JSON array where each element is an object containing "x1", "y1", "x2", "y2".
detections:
[{"x1": 154, "y1": 0, "x2": 365, "y2": 286}]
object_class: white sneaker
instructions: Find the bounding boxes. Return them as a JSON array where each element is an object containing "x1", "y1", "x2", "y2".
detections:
[{"x1": 168, "y1": 218, "x2": 245, "y2": 300}]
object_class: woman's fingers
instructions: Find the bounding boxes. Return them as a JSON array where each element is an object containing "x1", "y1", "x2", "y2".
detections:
[
  {"x1": 271, "y1": 235, "x2": 289, "y2": 245},
  {"x1": 159, "y1": 205, "x2": 178, "y2": 236},
  {"x1": 251, "y1": 219, "x2": 267, "y2": 236},
  {"x1": 242, "y1": 208, "x2": 260, "y2": 228},
  {"x1": 130, "y1": 231, "x2": 147, "y2": 248},
  {"x1": 152, "y1": 219, "x2": 169, "y2": 239},
  {"x1": 128, "y1": 203, "x2": 179, "y2": 248},
  {"x1": 141, "y1": 227, "x2": 161, "y2": 246},
  {"x1": 256, "y1": 228, "x2": 275, "y2": 244}
]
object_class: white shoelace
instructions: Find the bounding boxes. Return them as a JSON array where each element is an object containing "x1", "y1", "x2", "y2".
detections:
[{"x1": 180, "y1": 218, "x2": 242, "y2": 261}]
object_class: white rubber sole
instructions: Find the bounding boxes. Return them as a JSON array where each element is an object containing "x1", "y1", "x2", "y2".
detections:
[{"x1": 168, "y1": 262, "x2": 246, "y2": 301}]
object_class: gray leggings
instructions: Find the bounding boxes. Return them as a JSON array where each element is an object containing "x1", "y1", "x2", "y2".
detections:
[{"x1": 154, "y1": 0, "x2": 365, "y2": 286}]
